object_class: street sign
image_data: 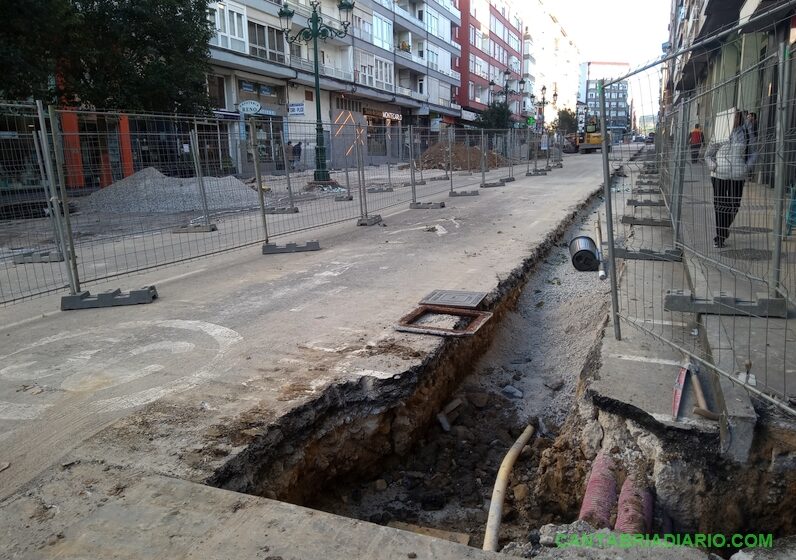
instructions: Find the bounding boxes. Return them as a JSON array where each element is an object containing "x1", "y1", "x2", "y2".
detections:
[{"x1": 527, "y1": 116, "x2": 536, "y2": 125}]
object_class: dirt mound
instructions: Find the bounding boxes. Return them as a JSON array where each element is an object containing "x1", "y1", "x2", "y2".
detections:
[{"x1": 420, "y1": 142, "x2": 506, "y2": 171}]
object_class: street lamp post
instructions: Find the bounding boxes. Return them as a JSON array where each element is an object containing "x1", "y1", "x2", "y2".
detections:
[{"x1": 279, "y1": 0, "x2": 354, "y2": 184}]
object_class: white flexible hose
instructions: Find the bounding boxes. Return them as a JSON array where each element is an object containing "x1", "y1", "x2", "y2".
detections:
[{"x1": 483, "y1": 424, "x2": 536, "y2": 551}]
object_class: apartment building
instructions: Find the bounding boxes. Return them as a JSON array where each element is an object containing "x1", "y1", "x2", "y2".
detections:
[
  {"x1": 206, "y1": 0, "x2": 463, "y2": 167},
  {"x1": 455, "y1": 0, "x2": 524, "y2": 124},
  {"x1": 583, "y1": 78, "x2": 631, "y2": 137},
  {"x1": 517, "y1": 0, "x2": 580, "y2": 129}
]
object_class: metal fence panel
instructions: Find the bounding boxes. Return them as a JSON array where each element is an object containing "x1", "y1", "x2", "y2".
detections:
[{"x1": 601, "y1": 27, "x2": 796, "y2": 416}]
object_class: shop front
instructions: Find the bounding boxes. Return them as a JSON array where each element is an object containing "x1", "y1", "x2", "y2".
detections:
[{"x1": 329, "y1": 97, "x2": 404, "y2": 167}]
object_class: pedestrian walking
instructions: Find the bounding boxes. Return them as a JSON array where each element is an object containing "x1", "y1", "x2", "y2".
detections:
[
  {"x1": 704, "y1": 110, "x2": 756, "y2": 248},
  {"x1": 689, "y1": 123, "x2": 704, "y2": 163},
  {"x1": 292, "y1": 142, "x2": 302, "y2": 170}
]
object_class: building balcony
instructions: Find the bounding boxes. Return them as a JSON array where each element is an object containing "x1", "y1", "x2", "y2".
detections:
[
  {"x1": 426, "y1": 0, "x2": 461, "y2": 23},
  {"x1": 396, "y1": 85, "x2": 413, "y2": 96},
  {"x1": 291, "y1": 56, "x2": 353, "y2": 82},
  {"x1": 352, "y1": 26, "x2": 372, "y2": 42},
  {"x1": 393, "y1": 4, "x2": 425, "y2": 30},
  {"x1": 411, "y1": 91, "x2": 429, "y2": 102},
  {"x1": 450, "y1": 40, "x2": 462, "y2": 52}
]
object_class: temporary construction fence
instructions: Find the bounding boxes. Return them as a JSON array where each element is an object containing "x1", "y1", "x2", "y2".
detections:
[
  {"x1": 599, "y1": 8, "x2": 796, "y2": 422},
  {"x1": 0, "y1": 103, "x2": 562, "y2": 306}
]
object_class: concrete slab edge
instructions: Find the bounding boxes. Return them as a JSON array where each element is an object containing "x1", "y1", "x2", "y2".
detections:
[{"x1": 681, "y1": 254, "x2": 757, "y2": 463}]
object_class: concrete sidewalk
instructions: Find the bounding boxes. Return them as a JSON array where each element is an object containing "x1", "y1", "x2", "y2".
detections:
[{"x1": 0, "y1": 153, "x2": 619, "y2": 558}]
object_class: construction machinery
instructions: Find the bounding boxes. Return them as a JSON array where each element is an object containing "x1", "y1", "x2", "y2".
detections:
[{"x1": 578, "y1": 117, "x2": 609, "y2": 154}]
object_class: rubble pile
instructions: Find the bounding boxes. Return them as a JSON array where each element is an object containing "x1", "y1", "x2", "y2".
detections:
[
  {"x1": 419, "y1": 142, "x2": 507, "y2": 171},
  {"x1": 81, "y1": 167, "x2": 260, "y2": 214}
]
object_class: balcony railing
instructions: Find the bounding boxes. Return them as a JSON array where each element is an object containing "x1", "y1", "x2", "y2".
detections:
[
  {"x1": 450, "y1": 40, "x2": 461, "y2": 51},
  {"x1": 289, "y1": 1, "x2": 347, "y2": 33},
  {"x1": 411, "y1": 91, "x2": 429, "y2": 101},
  {"x1": 396, "y1": 86, "x2": 413, "y2": 96},
  {"x1": 450, "y1": 70, "x2": 461, "y2": 80},
  {"x1": 292, "y1": 56, "x2": 353, "y2": 81},
  {"x1": 436, "y1": 98, "x2": 451, "y2": 107},
  {"x1": 352, "y1": 26, "x2": 372, "y2": 42},
  {"x1": 394, "y1": 4, "x2": 425, "y2": 29},
  {"x1": 451, "y1": 102, "x2": 462, "y2": 110}
]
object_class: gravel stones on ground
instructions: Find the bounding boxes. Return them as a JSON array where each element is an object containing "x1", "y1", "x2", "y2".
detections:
[{"x1": 81, "y1": 167, "x2": 260, "y2": 214}]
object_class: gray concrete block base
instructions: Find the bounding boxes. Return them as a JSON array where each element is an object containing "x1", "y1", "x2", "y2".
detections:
[
  {"x1": 449, "y1": 190, "x2": 479, "y2": 197},
  {"x1": 262, "y1": 241, "x2": 321, "y2": 254},
  {"x1": 366, "y1": 186, "x2": 394, "y2": 193},
  {"x1": 265, "y1": 207, "x2": 300, "y2": 214},
  {"x1": 526, "y1": 170, "x2": 547, "y2": 176},
  {"x1": 480, "y1": 181, "x2": 505, "y2": 188},
  {"x1": 61, "y1": 286, "x2": 158, "y2": 310},
  {"x1": 172, "y1": 223, "x2": 218, "y2": 233},
  {"x1": 621, "y1": 216, "x2": 671, "y2": 227},
  {"x1": 12, "y1": 250, "x2": 65, "y2": 264},
  {"x1": 334, "y1": 194, "x2": 354, "y2": 201},
  {"x1": 409, "y1": 202, "x2": 445, "y2": 209},
  {"x1": 357, "y1": 215, "x2": 383, "y2": 226},
  {"x1": 501, "y1": 176, "x2": 516, "y2": 183}
]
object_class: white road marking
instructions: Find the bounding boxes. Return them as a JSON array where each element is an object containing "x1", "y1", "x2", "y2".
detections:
[
  {"x1": 606, "y1": 353, "x2": 682, "y2": 367},
  {"x1": 1, "y1": 320, "x2": 242, "y2": 418}
]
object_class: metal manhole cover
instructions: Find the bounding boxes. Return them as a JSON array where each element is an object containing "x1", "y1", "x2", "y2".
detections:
[
  {"x1": 732, "y1": 226, "x2": 772, "y2": 234},
  {"x1": 420, "y1": 290, "x2": 487, "y2": 309},
  {"x1": 723, "y1": 249, "x2": 772, "y2": 261}
]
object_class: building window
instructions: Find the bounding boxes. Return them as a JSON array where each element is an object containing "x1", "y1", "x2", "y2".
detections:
[
  {"x1": 374, "y1": 57, "x2": 394, "y2": 91},
  {"x1": 468, "y1": 81, "x2": 474, "y2": 100},
  {"x1": 356, "y1": 50, "x2": 374, "y2": 87},
  {"x1": 508, "y1": 31, "x2": 519, "y2": 51},
  {"x1": 290, "y1": 43, "x2": 302, "y2": 60},
  {"x1": 427, "y1": 48, "x2": 439, "y2": 71},
  {"x1": 425, "y1": 7, "x2": 439, "y2": 35},
  {"x1": 373, "y1": 13, "x2": 393, "y2": 51},
  {"x1": 469, "y1": 25, "x2": 476, "y2": 46},
  {"x1": 208, "y1": 75, "x2": 226, "y2": 108},
  {"x1": 305, "y1": 89, "x2": 314, "y2": 101},
  {"x1": 469, "y1": 53, "x2": 475, "y2": 72},
  {"x1": 209, "y1": 2, "x2": 246, "y2": 53},
  {"x1": 248, "y1": 21, "x2": 285, "y2": 63}
]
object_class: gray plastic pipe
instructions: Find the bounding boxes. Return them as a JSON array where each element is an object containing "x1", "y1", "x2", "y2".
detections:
[{"x1": 483, "y1": 424, "x2": 535, "y2": 551}]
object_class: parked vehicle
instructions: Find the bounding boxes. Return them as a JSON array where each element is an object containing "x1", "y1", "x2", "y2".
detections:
[{"x1": 645, "y1": 132, "x2": 656, "y2": 144}]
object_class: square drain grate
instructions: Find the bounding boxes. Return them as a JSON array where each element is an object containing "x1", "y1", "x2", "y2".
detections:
[{"x1": 419, "y1": 290, "x2": 487, "y2": 309}]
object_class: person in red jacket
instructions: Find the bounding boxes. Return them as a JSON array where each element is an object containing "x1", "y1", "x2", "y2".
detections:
[{"x1": 689, "y1": 123, "x2": 704, "y2": 163}]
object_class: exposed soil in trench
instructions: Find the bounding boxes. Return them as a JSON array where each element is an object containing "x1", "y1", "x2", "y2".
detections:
[{"x1": 305, "y1": 201, "x2": 611, "y2": 547}]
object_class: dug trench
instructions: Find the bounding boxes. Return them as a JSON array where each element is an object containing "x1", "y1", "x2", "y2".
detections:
[{"x1": 206, "y1": 186, "x2": 796, "y2": 556}]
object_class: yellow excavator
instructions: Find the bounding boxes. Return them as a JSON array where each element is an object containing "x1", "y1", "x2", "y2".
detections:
[{"x1": 578, "y1": 117, "x2": 609, "y2": 154}]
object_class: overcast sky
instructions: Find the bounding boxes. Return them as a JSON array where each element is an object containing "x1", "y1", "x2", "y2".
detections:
[{"x1": 554, "y1": 0, "x2": 672, "y2": 68}]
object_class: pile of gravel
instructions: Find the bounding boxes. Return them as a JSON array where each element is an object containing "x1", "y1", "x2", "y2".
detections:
[{"x1": 81, "y1": 167, "x2": 260, "y2": 214}]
